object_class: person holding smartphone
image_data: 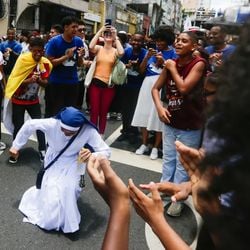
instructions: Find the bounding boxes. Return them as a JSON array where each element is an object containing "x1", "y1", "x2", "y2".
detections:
[
  {"x1": 131, "y1": 25, "x2": 177, "y2": 160},
  {"x1": 88, "y1": 25, "x2": 124, "y2": 138}
]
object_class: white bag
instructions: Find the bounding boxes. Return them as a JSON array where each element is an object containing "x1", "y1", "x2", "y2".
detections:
[{"x1": 84, "y1": 57, "x2": 96, "y2": 87}]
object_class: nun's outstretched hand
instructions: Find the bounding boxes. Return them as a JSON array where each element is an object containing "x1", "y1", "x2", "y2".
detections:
[{"x1": 78, "y1": 147, "x2": 92, "y2": 163}]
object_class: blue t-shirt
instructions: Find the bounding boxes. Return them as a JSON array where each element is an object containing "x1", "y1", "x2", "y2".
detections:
[
  {"x1": 45, "y1": 35, "x2": 84, "y2": 84},
  {"x1": 146, "y1": 48, "x2": 177, "y2": 77},
  {"x1": 205, "y1": 44, "x2": 236, "y2": 61},
  {"x1": 121, "y1": 47, "x2": 147, "y2": 88},
  {"x1": 0, "y1": 40, "x2": 22, "y2": 54}
]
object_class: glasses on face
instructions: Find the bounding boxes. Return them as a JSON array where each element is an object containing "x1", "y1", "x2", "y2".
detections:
[{"x1": 78, "y1": 28, "x2": 86, "y2": 33}]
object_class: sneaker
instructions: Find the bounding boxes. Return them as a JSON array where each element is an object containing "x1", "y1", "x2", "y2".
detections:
[
  {"x1": 116, "y1": 113, "x2": 122, "y2": 121},
  {"x1": 110, "y1": 112, "x2": 117, "y2": 119},
  {"x1": 160, "y1": 193, "x2": 172, "y2": 206},
  {"x1": 167, "y1": 202, "x2": 184, "y2": 217},
  {"x1": 106, "y1": 112, "x2": 110, "y2": 120},
  {"x1": 150, "y1": 147, "x2": 158, "y2": 160},
  {"x1": 135, "y1": 144, "x2": 149, "y2": 155},
  {"x1": 9, "y1": 156, "x2": 18, "y2": 164},
  {"x1": 0, "y1": 141, "x2": 6, "y2": 150},
  {"x1": 39, "y1": 150, "x2": 46, "y2": 162}
]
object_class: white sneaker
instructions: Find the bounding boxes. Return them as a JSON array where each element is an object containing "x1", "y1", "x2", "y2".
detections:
[
  {"x1": 150, "y1": 147, "x2": 158, "y2": 160},
  {"x1": 167, "y1": 202, "x2": 184, "y2": 217},
  {"x1": 116, "y1": 113, "x2": 122, "y2": 121},
  {"x1": 0, "y1": 141, "x2": 6, "y2": 151},
  {"x1": 135, "y1": 144, "x2": 149, "y2": 155}
]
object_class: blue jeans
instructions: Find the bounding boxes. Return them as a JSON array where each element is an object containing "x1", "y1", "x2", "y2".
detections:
[{"x1": 161, "y1": 125, "x2": 202, "y2": 183}]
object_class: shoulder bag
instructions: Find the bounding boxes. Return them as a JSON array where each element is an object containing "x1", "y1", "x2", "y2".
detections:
[
  {"x1": 84, "y1": 56, "x2": 96, "y2": 88},
  {"x1": 108, "y1": 58, "x2": 127, "y2": 86},
  {"x1": 36, "y1": 126, "x2": 82, "y2": 189}
]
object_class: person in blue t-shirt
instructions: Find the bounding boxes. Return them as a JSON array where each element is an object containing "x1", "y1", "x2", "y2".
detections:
[
  {"x1": 45, "y1": 16, "x2": 85, "y2": 116},
  {"x1": 205, "y1": 25, "x2": 236, "y2": 71},
  {"x1": 131, "y1": 26, "x2": 177, "y2": 160},
  {"x1": 118, "y1": 32, "x2": 147, "y2": 143},
  {"x1": 0, "y1": 28, "x2": 22, "y2": 77}
]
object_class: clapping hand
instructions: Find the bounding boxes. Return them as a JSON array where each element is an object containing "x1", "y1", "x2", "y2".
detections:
[
  {"x1": 87, "y1": 156, "x2": 129, "y2": 208},
  {"x1": 128, "y1": 179, "x2": 165, "y2": 226},
  {"x1": 140, "y1": 181, "x2": 192, "y2": 203}
]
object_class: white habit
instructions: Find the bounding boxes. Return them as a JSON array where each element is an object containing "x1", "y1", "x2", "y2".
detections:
[{"x1": 13, "y1": 118, "x2": 111, "y2": 233}]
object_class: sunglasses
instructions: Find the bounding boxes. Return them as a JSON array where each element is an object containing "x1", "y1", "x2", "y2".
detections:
[{"x1": 78, "y1": 28, "x2": 86, "y2": 32}]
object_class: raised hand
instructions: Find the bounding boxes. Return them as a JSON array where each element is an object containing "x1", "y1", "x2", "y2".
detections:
[
  {"x1": 87, "y1": 156, "x2": 129, "y2": 208},
  {"x1": 65, "y1": 46, "x2": 76, "y2": 58},
  {"x1": 128, "y1": 179, "x2": 164, "y2": 226},
  {"x1": 175, "y1": 140, "x2": 205, "y2": 185},
  {"x1": 140, "y1": 181, "x2": 192, "y2": 202}
]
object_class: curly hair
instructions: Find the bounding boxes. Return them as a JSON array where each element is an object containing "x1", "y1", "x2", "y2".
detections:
[
  {"x1": 201, "y1": 21, "x2": 250, "y2": 249},
  {"x1": 153, "y1": 25, "x2": 175, "y2": 46}
]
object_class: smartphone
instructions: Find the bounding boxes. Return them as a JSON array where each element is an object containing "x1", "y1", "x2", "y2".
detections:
[
  {"x1": 147, "y1": 43, "x2": 156, "y2": 49},
  {"x1": 105, "y1": 19, "x2": 112, "y2": 26}
]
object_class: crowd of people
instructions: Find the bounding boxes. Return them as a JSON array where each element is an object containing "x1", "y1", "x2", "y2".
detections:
[{"x1": 0, "y1": 14, "x2": 249, "y2": 249}]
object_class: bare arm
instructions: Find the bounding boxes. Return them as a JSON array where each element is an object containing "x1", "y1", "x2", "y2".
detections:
[
  {"x1": 21, "y1": 73, "x2": 48, "y2": 88},
  {"x1": 165, "y1": 60, "x2": 206, "y2": 95},
  {"x1": 111, "y1": 27, "x2": 124, "y2": 57},
  {"x1": 47, "y1": 46, "x2": 77, "y2": 67},
  {"x1": 139, "y1": 48, "x2": 157, "y2": 74},
  {"x1": 87, "y1": 156, "x2": 130, "y2": 250},
  {"x1": 89, "y1": 26, "x2": 106, "y2": 53},
  {"x1": 129, "y1": 179, "x2": 190, "y2": 250},
  {"x1": 151, "y1": 67, "x2": 172, "y2": 124}
]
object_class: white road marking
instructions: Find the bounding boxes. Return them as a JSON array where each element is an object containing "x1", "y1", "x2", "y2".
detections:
[{"x1": 105, "y1": 125, "x2": 162, "y2": 173}]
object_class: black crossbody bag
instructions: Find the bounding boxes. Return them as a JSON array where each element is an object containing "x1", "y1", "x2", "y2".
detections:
[{"x1": 36, "y1": 126, "x2": 82, "y2": 189}]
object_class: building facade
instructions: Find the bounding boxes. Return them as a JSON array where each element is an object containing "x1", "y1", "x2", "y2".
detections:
[
  {"x1": 0, "y1": 0, "x2": 183, "y2": 37},
  {"x1": 0, "y1": 0, "x2": 101, "y2": 36}
]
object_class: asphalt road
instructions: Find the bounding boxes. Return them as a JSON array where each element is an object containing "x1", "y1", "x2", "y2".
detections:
[{"x1": 0, "y1": 119, "x2": 199, "y2": 250}]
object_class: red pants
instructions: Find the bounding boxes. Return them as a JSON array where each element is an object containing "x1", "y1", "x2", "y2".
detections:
[{"x1": 89, "y1": 83, "x2": 116, "y2": 134}]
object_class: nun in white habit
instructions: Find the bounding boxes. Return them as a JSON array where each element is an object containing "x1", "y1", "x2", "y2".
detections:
[{"x1": 9, "y1": 106, "x2": 111, "y2": 233}]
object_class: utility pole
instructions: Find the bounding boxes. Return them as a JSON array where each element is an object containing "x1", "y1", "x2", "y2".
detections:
[{"x1": 100, "y1": 0, "x2": 106, "y2": 28}]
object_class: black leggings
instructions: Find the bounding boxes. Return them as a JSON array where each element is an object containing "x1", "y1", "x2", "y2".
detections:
[
  {"x1": 47, "y1": 83, "x2": 79, "y2": 116},
  {"x1": 12, "y1": 103, "x2": 46, "y2": 151}
]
